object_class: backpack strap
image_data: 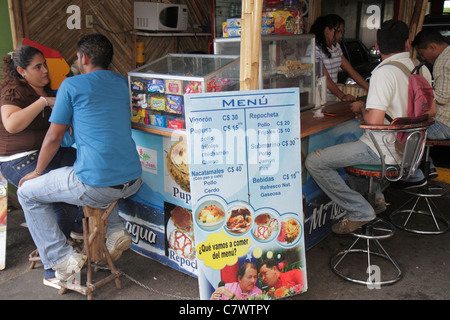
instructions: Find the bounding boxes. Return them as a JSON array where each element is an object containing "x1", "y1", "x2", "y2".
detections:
[
  {"x1": 382, "y1": 60, "x2": 412, "y2": 77},
  {"x1": 379, "y1": 59, "x2": 416, "y2": 123},
  {"x1": 411, "y1": 59, "x2": 427, "y2": 75}
]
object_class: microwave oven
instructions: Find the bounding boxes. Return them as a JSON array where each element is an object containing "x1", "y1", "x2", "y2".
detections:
[{"x1": 134, "y1": 2, "x2": 188, "y2": 32}]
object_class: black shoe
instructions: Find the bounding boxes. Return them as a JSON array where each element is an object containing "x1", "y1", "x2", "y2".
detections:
[
  {"x1": 428, "y1": 168, "x2": 438, "y2": 180},
  {"x1": 391, "y1": 178, "x2": 427, "y2": 190}
]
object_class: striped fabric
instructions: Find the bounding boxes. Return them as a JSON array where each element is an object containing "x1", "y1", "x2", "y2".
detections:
[
  {"x1": 315, "y1": 44, "x2": 343, "y2": 101},
  {"x1": 433, "y1": 45, "x2": 450, "y2": 127}
]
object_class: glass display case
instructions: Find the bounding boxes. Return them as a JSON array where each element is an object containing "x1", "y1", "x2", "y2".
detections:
[
  {"x1": 214, "y1": 34, "x2": 316, "y2": 110},
  {"x1": 128, "y1": 54, "x2": 240, "y2": 132}
]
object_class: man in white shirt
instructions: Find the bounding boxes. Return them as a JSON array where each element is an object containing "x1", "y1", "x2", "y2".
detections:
[{"x1": 305, "y1": 20, "x2": 432, "y2": 234}]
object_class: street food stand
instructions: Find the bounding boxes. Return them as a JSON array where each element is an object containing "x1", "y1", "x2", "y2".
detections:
[
  {"x1": 120, "y1": 53, "x2": 362, "y2": 300},
  {"x1": 119, "y1": 0, "x2": 363, "y2": 300}
]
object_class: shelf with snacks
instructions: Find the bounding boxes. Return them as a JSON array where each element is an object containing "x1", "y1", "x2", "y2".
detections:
[{"x1": 128, "y1": 54, "x2": 240, "y2": 135}]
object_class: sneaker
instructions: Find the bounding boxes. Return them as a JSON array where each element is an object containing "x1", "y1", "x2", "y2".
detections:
[
  {"x1": 96, "y1": 229, "x2": 132, "y2": 266},
  {"x1": 428, "y1": 168, "x2": 438, "y2": 180},
  {"x1": 53, "y1": 252, "x2": 87, "y2": 281},
  {"x1": 332, "y1": 217, "x2": 373, "y2": 234},
  {"x1": 70, "y1": 231, "x2": 84, "y2": 241},
  {"x1": 390, "y1": 178, "x2": 427, "y2": 190},
  {"x1": 43, "y1": 278, "x2": 61, "y2": 290}
]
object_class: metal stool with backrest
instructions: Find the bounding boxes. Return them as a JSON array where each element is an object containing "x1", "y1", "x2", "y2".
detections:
[
  {"x1": 330, "y1": 116, "x2": 433, "y2": 286},
  {"x1": 389, "y1": 139, "x2": 450, "y2": 234}
]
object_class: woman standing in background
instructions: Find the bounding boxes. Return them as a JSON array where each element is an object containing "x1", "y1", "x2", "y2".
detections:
[{"x1": 310, "y1": 14, "x2": 370, "y2": 102}]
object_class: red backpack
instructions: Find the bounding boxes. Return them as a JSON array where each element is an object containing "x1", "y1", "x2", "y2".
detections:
[
  {"x1": 384, "y1": 60, "x2": 434, "y2": 143},
  {"x1": 384, "y1": 59, "x2": 434, "y2": 119}
]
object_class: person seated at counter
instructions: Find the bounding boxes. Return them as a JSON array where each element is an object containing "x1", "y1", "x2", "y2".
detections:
[
  {"x1": 413, "y1": 30, "x2": 449, "y2": 143},
  {"x1": 408, "y1": 29, "x2": 449, "y2": 182},
  {"x1": 210, "y1": 262, "x2": 262, "y2": 300},
  {"x1": 305, "y1": 20, "x2": 432, "y2": 234},
  {"x1": 17, "y1": 34, "x2": 143, "y2": 282},
  {"x1": 258, "y1": 259, "x2": 305, "y2": 291},
  {"x1": 0, "y1": 45, "x2": 82, "y2": 288},
  {"x1": 310, "y1": 14, "x2": 370, "y2": 102}
]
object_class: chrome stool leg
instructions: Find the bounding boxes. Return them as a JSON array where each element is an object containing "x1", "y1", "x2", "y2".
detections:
[
  {"x1": 389, "y1": 185, "x2": 450, "y2": 235},
  {"x1": 390, "y1": 142, "x2": 450, "y2": 235},
  {"x1": 330, "y1": 218, "x2": 402, "y2": 286}
]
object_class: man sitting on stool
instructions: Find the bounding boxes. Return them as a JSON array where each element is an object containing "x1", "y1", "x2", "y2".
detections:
[
  {"x1": 412, "y1": 30, "x2": 450, "y2": 179},
  {"x1": 18, "y1": 34, "x2": 142, "y2": 282},
  {"x1": 305, "y1": 20, "x2": 432, "y2": 234}
]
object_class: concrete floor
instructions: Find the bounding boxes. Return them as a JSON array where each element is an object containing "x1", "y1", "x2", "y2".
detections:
[
  {"x1": 1, "y1": 180, "x2": 449, "y2": 301},
  {"x1": 1, "y1": 146, "x2": 449, "y2": 302}
]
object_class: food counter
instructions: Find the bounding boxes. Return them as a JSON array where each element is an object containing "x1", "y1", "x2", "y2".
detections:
[
  {"x1": 299, "y1": 102, "x2": 363, "y2": 248},
  {"x1": 121, "y1": 54, "x2": 240, "y2": 277},
  {"x1": 119, "y1": 53, "x2": 363, "y2": 280}
]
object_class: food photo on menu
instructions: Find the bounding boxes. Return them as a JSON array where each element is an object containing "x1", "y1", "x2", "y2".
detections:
[
  {"x1": 164, "y1": 203, "x2": 196, "y2": 262},
  {"x1": 166, "y1": 139, "x2": 190, "y2": 193}
]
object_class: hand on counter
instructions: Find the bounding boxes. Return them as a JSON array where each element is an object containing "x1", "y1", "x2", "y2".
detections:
[
  {"x1": 340, "y1": 94, "x2": 357, "y2": 102},
  {"x1": 350, "y1": 100, "x2": 365, "y2": 121}
]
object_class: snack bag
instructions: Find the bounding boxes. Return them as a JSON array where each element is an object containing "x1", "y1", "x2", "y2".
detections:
[
  {"x1": 132, "y1": 108, "x2": 147, "y2": 124},
  {"x1": 150, "y1": 113, "x2": 165, "y2": 127},
  {"x1": 273, "y1": 11, "x2": 295, "y2": 34},
  {"x1": 147, "y1": 79, "x2": 165, "y2": 93},
  {"x1": 150, "y1": 95, "x2": 166, "y2": 111},
  {"x1": 165, "y1": 80, "x2": 183, "y2": 95},
  {"x1": 132, "y1": 93, "x2": 148, "y2": 108},
  {"x1": 131, "y1": 79, "x2": 146, "y2": 91},
  {"x1": 167, "y1": 117, "x2": 185, "y2": 129},
  {"x1": 166, "y1": 95, "x2": 184, "y2": 114}
]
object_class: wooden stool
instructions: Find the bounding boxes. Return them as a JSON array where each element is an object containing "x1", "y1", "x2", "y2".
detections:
[
  {"x1": 29, "y1": 236, "x2": 83, "y2": 270},
  {"x1": 28, "y1": 248, "x2": 41, "y2": 270},
  {"x1": 59, "y1": 200, "x2": 122, "y2": 300}
]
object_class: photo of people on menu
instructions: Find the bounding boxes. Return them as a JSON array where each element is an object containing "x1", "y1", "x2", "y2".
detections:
[{"x1": 210, "y1": 247, "x2": 306, "y2": 300}]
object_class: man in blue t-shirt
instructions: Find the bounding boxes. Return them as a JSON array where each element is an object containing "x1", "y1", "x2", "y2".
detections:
[{"x1": 18, "y1": 34, "x2": 142, "y2": 281}]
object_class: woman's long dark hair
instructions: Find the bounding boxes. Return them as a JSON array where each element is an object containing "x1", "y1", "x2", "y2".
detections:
[
  {"x1": 0, "y1": 45, "x2": 45, "y2": 90},
  {"x1": 309, "y1": 14, "x2": 345, "y2": 58}
]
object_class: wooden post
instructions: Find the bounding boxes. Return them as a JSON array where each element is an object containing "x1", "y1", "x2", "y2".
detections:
[
  {"x1": 7, "y1": 0, "x2": 17, "y2": 49},
  {"x1": 240, "y1": 0, "x2": 263, "y2": 91},
  {"x1": 251, "y1": 0, "x2": 263, "y2": 89},
  {"x1": 240, "y1": 0, "x2": 252, "y2": 91},
  {"x1": 409, "y1": 0, "x2": 428, "y2": 58}
]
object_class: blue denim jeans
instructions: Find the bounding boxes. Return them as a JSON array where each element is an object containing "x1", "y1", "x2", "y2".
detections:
[
  {"x1": 0, "y1": 147, "x2": 81, "y2": 237},
  {"x1": 406, "y1": 121, "x2": 450, "y2": 182},
  {"x1": 17, "y1": 166, "x2": 142, "y2": 269},
  {"x1": 305, "y1": 140, "x2": 380, "y2": 222},
  {"x1": 425, "y1": 120, "x2": 450, "y2": 171},
  {"x1": 427, "y1": 120, "x2": 450, "y2": 140}
]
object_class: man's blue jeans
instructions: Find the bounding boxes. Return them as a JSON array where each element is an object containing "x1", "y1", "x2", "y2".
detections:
[
  {"x1": 17, "y1": 166, "x2": 142, "y2": 269},
  {"x1": 427, "y1": 120, "x2": 450, "y2": 140},
  {"x1": 407, "y1": 120, "x2": 450, "y2": 181},
  {"x1": 0, "y1": 147, "x2": 80, "y2": 237},
  {"x1": 305, "y1": 140, "x2": 380, "y2": 222}
]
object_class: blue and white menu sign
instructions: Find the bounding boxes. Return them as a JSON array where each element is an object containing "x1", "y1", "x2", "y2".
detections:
[{"x1": 185, "y1": 88, "x2": 307, "y2": 300}]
